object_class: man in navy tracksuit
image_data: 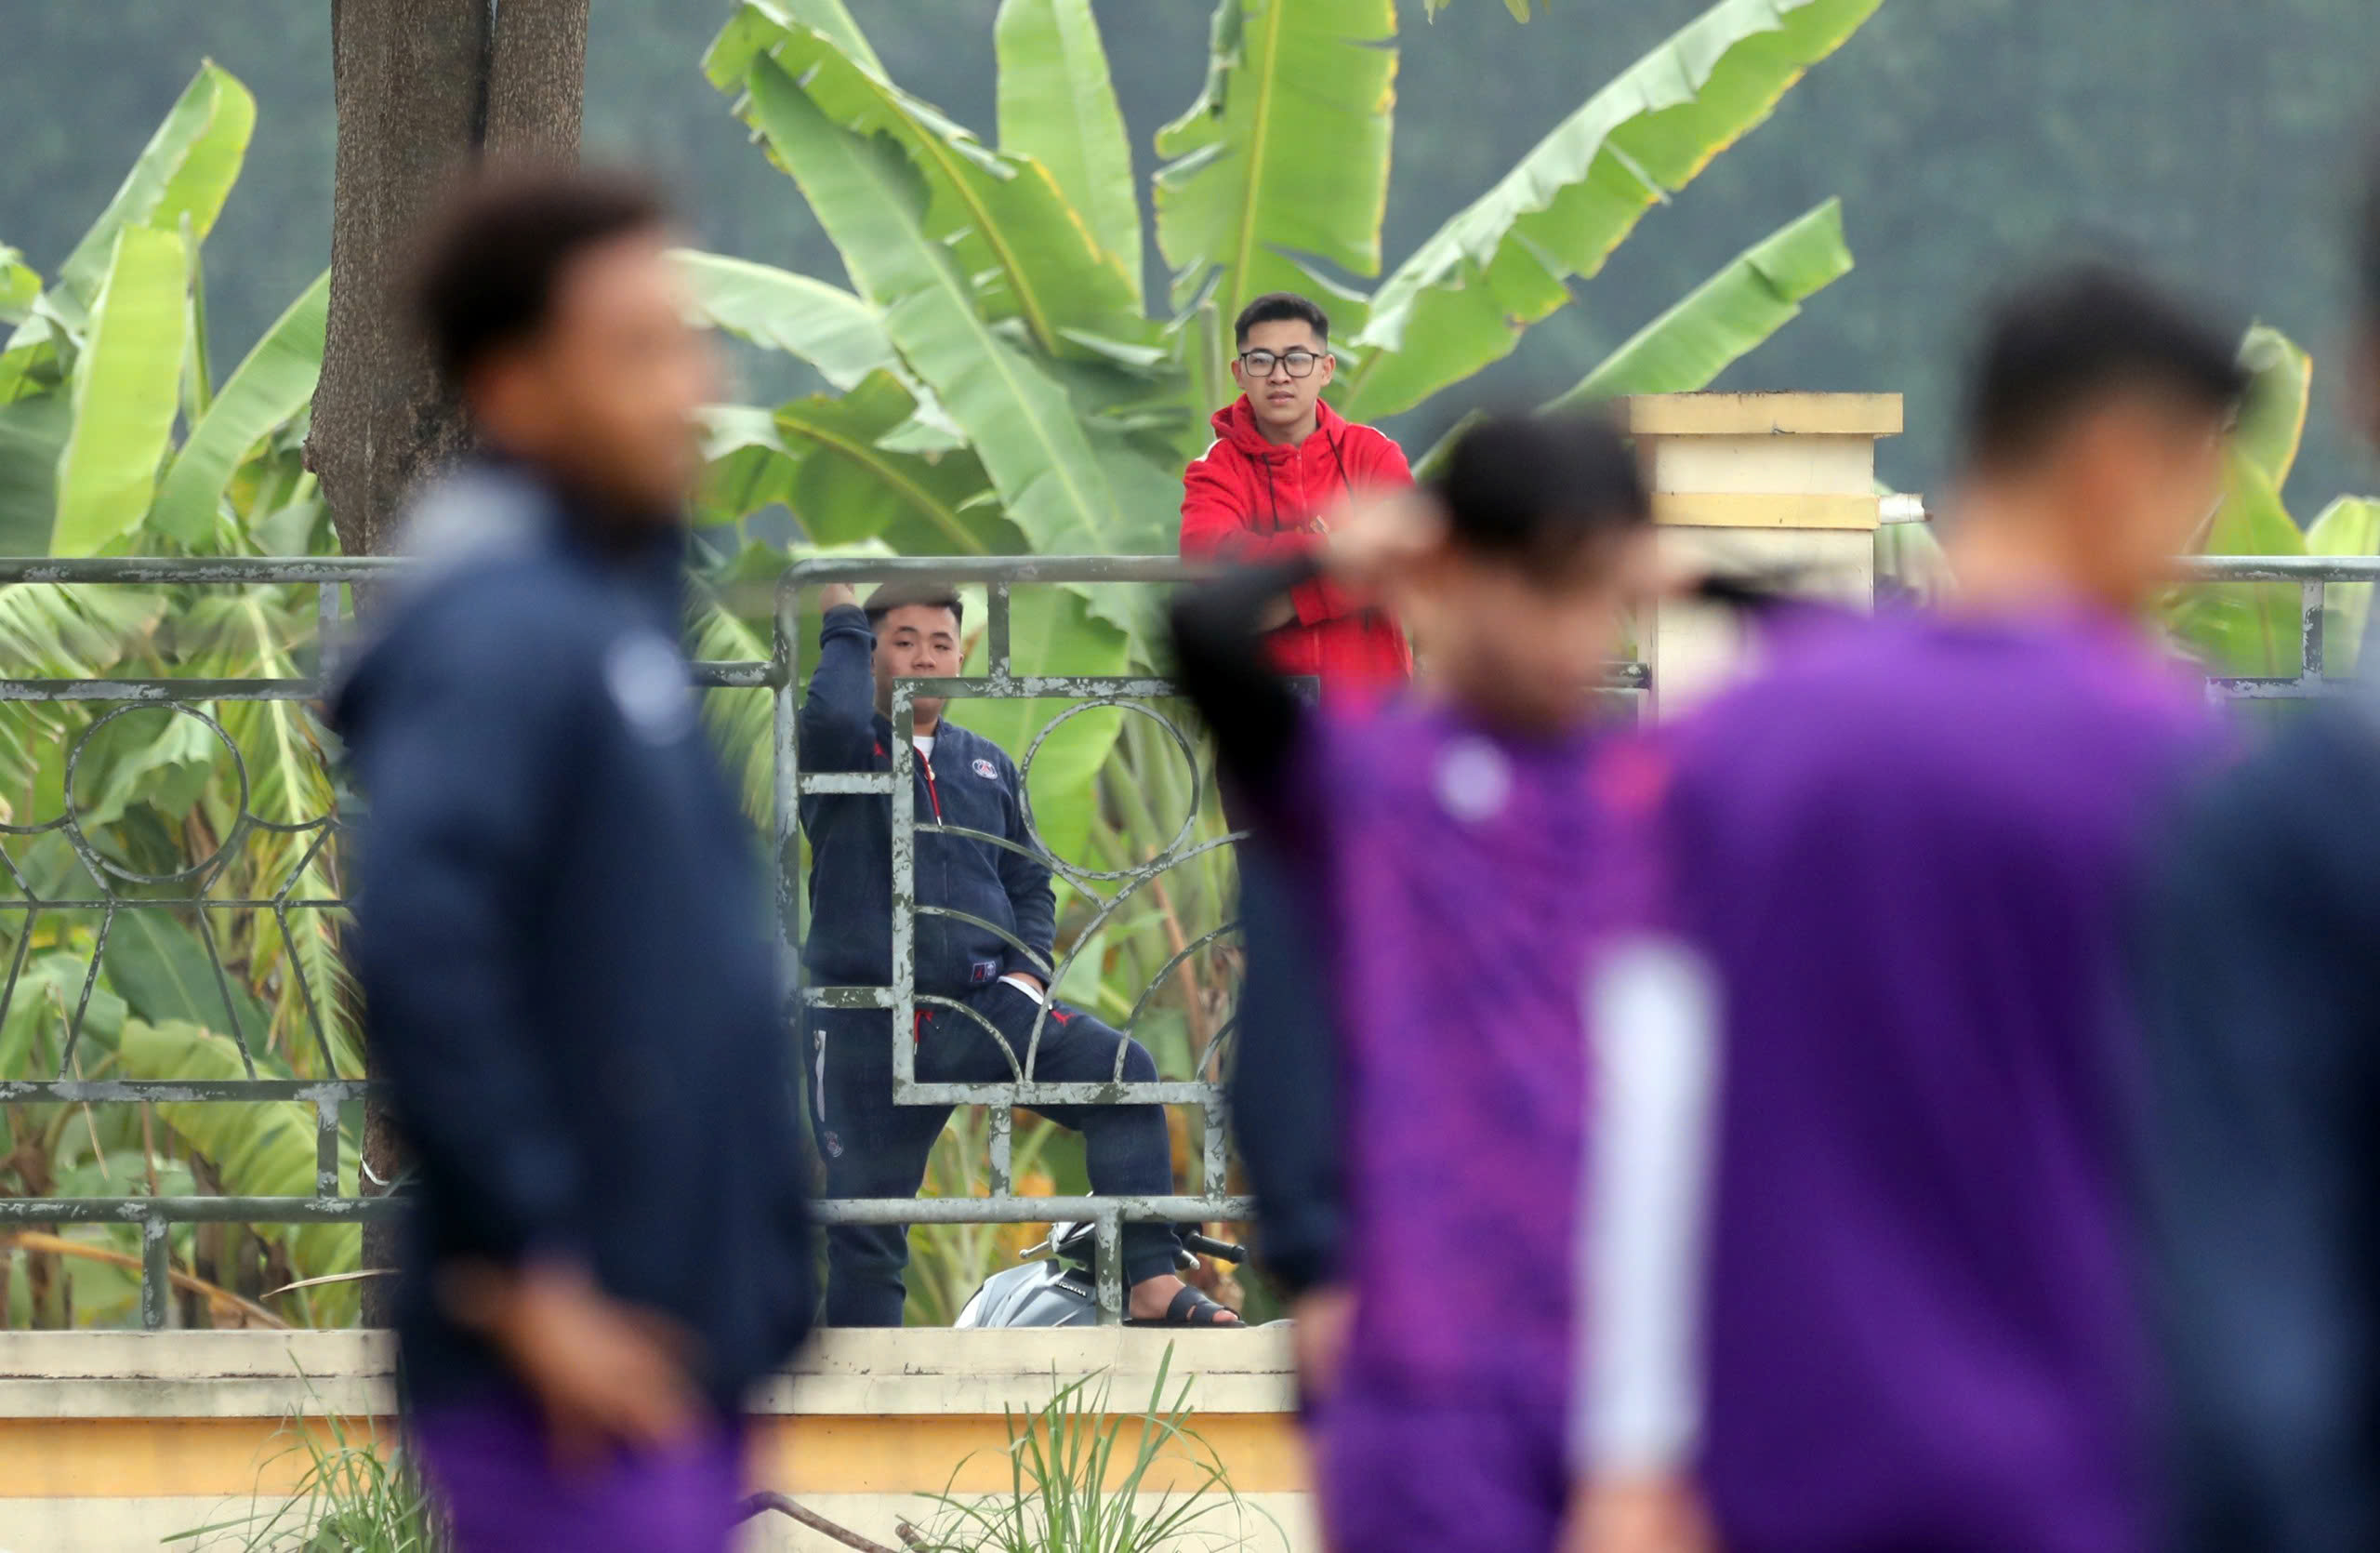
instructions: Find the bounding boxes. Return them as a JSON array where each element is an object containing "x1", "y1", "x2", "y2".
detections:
[
  {"x1": 336, "y1": 169, "x2": 812, "y2": 1553},
  {"x1": 801, "y1": 578, "x2": 1236, "y2": 1327}
]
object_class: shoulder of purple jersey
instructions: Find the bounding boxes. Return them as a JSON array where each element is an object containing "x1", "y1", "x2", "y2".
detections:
[
  {"x1": 1659, "y1": 613, "x2": 1889, "y2": 758},
  {"x1": 1585, "y1": 730, "x2": 1675, "y2": 822}
]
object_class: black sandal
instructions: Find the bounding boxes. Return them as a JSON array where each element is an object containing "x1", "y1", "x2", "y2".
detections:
[{"x1": 1126, "y1": 1284, "x2": 1243, "y2": 1327}]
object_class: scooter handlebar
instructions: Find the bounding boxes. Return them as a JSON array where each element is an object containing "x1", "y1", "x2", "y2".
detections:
[{"x1": 1180, "y1": 1230, "x2": 1246, "y2": 1265}]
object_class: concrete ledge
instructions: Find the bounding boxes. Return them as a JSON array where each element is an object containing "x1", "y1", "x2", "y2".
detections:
[
  {"x1": 0, "y1": 1327, "x2": 1298, "y2": 1419},
  {"x1": 1621, "y1": 391, "x2": 1905, "y2": 437},
  {"x1": 0, "y1": 1328, "x2": 1316, "y2": 1549},
  {"x1": 1653, "y1": 491, "x2": 1882, "y2": 531}
]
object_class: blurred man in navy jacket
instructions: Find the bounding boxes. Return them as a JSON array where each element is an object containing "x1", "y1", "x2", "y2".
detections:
[
  {"x1": 2140, "y1": 141, "x2": 2380, "y2": 1553},
  {"x1": 334, "y1": 167, "x2": 812, "y2": 1553}
]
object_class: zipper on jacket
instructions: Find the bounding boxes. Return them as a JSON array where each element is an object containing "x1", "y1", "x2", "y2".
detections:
[{"x1": 919, "y1": 750, "x2": 944, "y2": 822}]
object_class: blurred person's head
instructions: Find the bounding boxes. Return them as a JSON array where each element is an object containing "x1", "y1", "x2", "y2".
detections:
[
  {"x1": 1386, "y1": 411, "x2": 1655, "y2": 733},
  {"x1": 1952, "y1": 263, "x2": 2246, "y2": 614},
  {"x1": 1231, "y1": 293, "x2": 1334, "y2": 445},
  {"x1": 863, "y1": 582, "x2": 965, "y2": 732},
  {"x1": 413, "y1": 166, "x2": 714, "y2": 523}
]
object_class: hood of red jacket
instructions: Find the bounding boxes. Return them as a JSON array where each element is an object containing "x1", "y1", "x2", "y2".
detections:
[{"x1": 1209, "y1": 394, "x2": 1351, "y2": 462}]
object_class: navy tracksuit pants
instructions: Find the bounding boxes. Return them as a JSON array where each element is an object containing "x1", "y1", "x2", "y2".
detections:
[{"x1": 810, "y1": 981, "x2": 1180, "y2": 1326}]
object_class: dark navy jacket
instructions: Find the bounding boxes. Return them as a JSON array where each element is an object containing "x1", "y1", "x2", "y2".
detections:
[
  {"x1": 799, "y1": 604, "x2": 1054, "y2": 996},
  {"x1": 334, "y1": 462, "x2": 813, "y2": 1414},
  {"x1": 2140, "y1": 697, "x2": 2380, "y2": 1553}
]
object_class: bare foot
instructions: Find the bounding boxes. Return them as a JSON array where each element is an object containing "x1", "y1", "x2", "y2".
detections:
[{"x1": 1127, "y1": 1272, "x2": 1241, "y2": 1323}]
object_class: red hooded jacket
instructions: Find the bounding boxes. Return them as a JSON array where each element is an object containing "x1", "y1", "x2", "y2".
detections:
[{"x1": 1179, "y1": 396, "x2": 1414, "y2": 694}]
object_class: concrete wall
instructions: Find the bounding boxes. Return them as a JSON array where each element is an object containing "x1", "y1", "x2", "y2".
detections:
[
  {"x1": 1630, "y1": 392, "x2": 1905, "y2": 715},
  {"x1": 0, "y1": 1329, "x2": 1317, "y2": 1552}
]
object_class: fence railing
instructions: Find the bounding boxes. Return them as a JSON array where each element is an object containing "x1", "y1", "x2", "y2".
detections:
[
  {"x1": 0, "y1": 552, "x2": 2362, "y2": 1327},
  {"x1": 2176, "y1": 554, "x2": 2380, "y2": 699}
]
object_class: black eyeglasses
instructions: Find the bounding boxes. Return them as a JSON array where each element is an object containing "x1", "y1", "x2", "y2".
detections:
[{"x1": 1238, "y1": 348, "x2": 1324, "y2": 378}]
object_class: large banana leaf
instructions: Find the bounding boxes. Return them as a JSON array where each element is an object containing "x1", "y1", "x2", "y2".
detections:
[
  {"x1": 2232, "y1": 324, "x2": 2312, "y2": 493},
  {"x1": 1340, "y1": 0, "x2": 1883, "y2": 420},
  {"x1": 708, "y1": 9, "x2": 1147, "y2": 359},
  {"x1": 0, "y1": 247, "x2": 38, "y2": 325},
  {"x1": 52, "y1": 63, "x2": 255, "y2": 332},
  {"x1": 774, "y1": 375, "x2": 1000, "y2": 553},
  {"x1": 100, "y1": 909, "x2": 272, "y2": 1051},
  {"x1": 1412, "y1": 200, "x2": 1853, "y2": 478},
  {"x1": 188, "y1": 590, "x2": 357, "y2": 1078},
  {"x1": 739, "y1": 58, "x2": 1171, "y2": 633},
  {"x1": 2307, "y1": 496, "x2": 2380, "y2": 676},
  {"x1": 116, "y1": 1017, "x2": 361, "y2": 1322},
  {"x1": 1152, "y1": 0, "x2": 1397, "y2": 323},
  {"x1": 1546, "y1": 198, "x2": 1853, "y2": 406},
  {"x1": 0, "y1": 582, "x2": 156, "y2": 675},
  {"x1": 707, "y1": 0, "x2": 885, "y2": 82},
  {"x1": 150, "y1": 270, "x2": 327, "y2": 546},
  {"x1": 53, "y1": 226, "x2": 189, "y2": 556},
  {"x1": 997, "y1": 0, "x2": 1143, "y2": 293},
  {"x1": 2171, "y1": 450, "x2": 2308, "y2": 677},
  {"x1": 0, "y1": 391, "x2": 70, "y2": 552},
  {"x1": 674, "y1": 249, "x2": 898, "y2": 392}
]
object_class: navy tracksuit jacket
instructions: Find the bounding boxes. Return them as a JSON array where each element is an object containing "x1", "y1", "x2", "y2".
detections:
[
  {"x1": 799, "y1": 604, "x2": 1052, "y2": 995},
  {"x1": 335, "y1": 461, "x2": 813, "y2": 1412}
]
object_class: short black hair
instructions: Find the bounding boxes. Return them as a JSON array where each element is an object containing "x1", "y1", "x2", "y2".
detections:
[
  {"x1": 1426, "y1": 410, "x2": 1650, "y2": 572},
  {"x1": 411, "y1": 164, "x2": 670, "y2": 387},
  {"x1": 1233, "y1": 292, "x2": 1329, "y2": 348},
  {"x1": 862, "y1": 580, "x2": 965, "y2": 631},
  {"x1": 1963, "y1": 263, "x2": 2247, "y2": 471}
]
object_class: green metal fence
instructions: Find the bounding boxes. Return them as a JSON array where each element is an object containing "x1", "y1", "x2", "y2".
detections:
[{"x1": 0, "y1": 552, "x2": 2360, "y2": 1327}]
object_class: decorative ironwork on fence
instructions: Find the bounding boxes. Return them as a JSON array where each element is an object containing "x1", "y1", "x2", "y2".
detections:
[{"x1": 0, "y1": 552, "x2": 2361, "y2": 1327}]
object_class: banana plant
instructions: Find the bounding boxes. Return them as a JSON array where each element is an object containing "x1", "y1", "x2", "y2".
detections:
[
  {"x1": 696, "y1": 0, "x2": 1881, "y2": 566},
  {"x1": 0, "y1": 63, "x2": 360, "y2": 1328},
  {"x1": 693, "y1": 0, "x2": 1880, "y2": 1319},
  {"x1": 2167, "y1": 323, "x2": 2380, "y2": 677},
  {"x1": 690, "y1": 0, "x2": 1884, "y2": 858}
]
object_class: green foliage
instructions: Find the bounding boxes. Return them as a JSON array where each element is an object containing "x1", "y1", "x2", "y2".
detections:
[
  {"x1": 170, "y1": 1402, "x2": 446, "y2": 1552},
  {"x1": 692, "y1": 0, "x2": 1873, "y2": 815},
  {"x1": 2, "y1": 61, "x2": 330, "y2": 558},
  {"x1": 698, "y1": 0, "x2": 1875, "y2": 597},
  {"x1": 1547, "y1": 199, "x2": 1858, "y2": 409},
  {"x1": 1153, "y1": 0, "x2": 1398, "y2": 324},
  {"x1": 2166, "y1": 325, "x2": 2380, "y2": 678},
  {"x1": 54, "y1": 225, "x2": 190, "y2": 554},
  {"x1": 1338, "y1": 0, "x2": 1882, "y2": 421},
  {"x1": 997, "y1": 0, "x2": 1143, "y2": 290},
  {"x1": 1, "y1": 65, "x2": 355, "y2": 1330},
  {"x1": 120, "y1": 1020, "x2": 362, "y2": 1313},
  {"x1": 906, "y1": 1348, "x2": 1278, "y2": 1553}
]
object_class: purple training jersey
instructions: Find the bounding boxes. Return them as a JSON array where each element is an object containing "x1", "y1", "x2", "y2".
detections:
[
  {"x1": 1276, "y1": 700, "x2": 1663, "y2": 1407},
  {"x1": 1664, "y1": 607, "x2": 2215, "y2": 1553}
]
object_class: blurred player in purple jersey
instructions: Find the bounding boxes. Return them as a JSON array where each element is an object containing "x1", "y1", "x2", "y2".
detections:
[
  {"x1": 1571, "y1": 265, "x2": 2246, "y2": 1553},
  {"x1": 1171, "y1": 411, "x2": 1671, "y2": 1553}
]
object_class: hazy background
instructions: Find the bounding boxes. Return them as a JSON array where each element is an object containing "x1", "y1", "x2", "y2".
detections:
[{"x1": 11, "y1": 0, "x2": 2378, "y2": 508}]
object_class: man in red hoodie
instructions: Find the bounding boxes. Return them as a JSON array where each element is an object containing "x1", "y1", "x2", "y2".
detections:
[{"x1": 1180, "y1": 292, "x2": 1413, "y2": 696}]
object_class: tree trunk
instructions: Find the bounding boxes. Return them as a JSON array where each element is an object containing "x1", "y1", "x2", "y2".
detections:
[
  {"x1": 313, "y1": 0, "x2": 588, "y2": 1325},
  {"x1": 487, "y1": 0, "x2": 591, "y2": 161},
  {"x1": 311, "y1": 0, "x2": 487, "y2": 561}
]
